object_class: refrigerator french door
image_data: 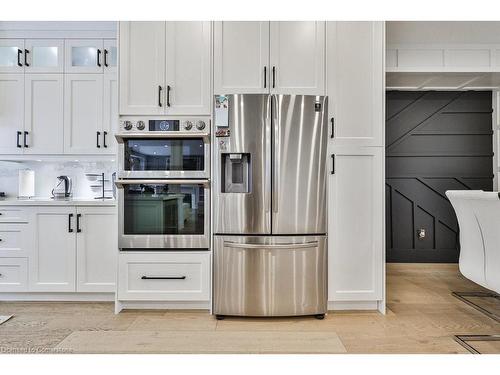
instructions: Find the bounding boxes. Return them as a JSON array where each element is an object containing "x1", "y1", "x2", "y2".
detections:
[{"x1": 213, "y1": 94, "x2": 328, "y2": 317}]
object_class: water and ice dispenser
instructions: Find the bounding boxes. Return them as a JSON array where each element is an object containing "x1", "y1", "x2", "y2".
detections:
[{"x1": 221, "y1": 153, "x2": 250, "y2": 193}]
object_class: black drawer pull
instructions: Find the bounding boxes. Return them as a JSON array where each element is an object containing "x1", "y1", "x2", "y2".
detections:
[
  {"x1": 264, "y1": 66, "x2": 267, "y2": 88},
  {"x1": 330, "y1": 117, "x2": 335, "y2": 138},
  {"x1": 96, "y1": 131, "x2": 101, "y2": 148},
  {"x1": 68, "y1": 213, "x2": 74, "y2": 233},
  {"x1": 76, "y1": 213, "x2": 82, "y2": 233},
  {"x1": 24, "y1": 49, "x2": 29, "y2": 67},
  {"x1": 158, "y1": 85, "x2": 162, "y2": 107},
  {"x1": 23, "y1": 131, "x2": 28, "y2": 148},
  {"x1": 104, "y1": 49, "x2": 109, "y2": 67},
  {"x1": 103, "y1": 131, "x2": 108, "y2": 148},
  {"x1": 97, "y1": 49, "x2": 102, "y2": 67},
  {"x1": 17, "y1": 49, "x2": 22, "y2": 67},
  {"x1": 141, "y1": 276, "x2": 186, "y2": 280},
  {"x1": 17, "y1": 131, "x2": 22, "y2": 148},
  {"x1": 272, "y1": 66, "x2": 276, "y2": 88},
  {"x1": 331, "y1": 154, "x2": 335, "y2": 174},
  {"x1": 166, "y1": 85, "x2": 171, "y2": 107}
]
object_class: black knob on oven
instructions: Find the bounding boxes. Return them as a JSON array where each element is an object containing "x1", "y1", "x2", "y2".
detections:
[
  {"x1": 184, "y1": 121, "x2": 193, "y2": 130},
  {"x1": 196, "y1": 121, "x2": 206, "y2": 130},
  {"x1": 136, "y1": 121, "x2": 145, "y2": 130},
  {"x1": 123, "y1": 121, "x2": 133, "y2": 131}
]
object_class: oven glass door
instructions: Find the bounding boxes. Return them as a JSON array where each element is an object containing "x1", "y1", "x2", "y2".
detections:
[
  {"x1": 120, "y1": 137, "x2": 209, "y2": 178},
  {"x1": 118, "y1": 180, "x2": 209, "y2": 249}
]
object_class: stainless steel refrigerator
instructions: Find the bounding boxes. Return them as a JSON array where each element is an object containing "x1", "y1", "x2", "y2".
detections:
[{"x1": 213, "y1": 94, "x2": 328, "y2": 318}]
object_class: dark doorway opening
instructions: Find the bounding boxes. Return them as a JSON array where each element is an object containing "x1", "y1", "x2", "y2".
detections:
[{"x1": 386, "y1": 91, "x2": 494, "y2": 263}]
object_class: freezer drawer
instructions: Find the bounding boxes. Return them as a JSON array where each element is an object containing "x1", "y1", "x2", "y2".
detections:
[{"x1": 213, "y1": 235, "x2": 327, "y2": 317}]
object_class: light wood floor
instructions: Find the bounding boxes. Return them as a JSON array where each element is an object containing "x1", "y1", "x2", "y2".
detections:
[{"x1": 1, "y1": 264, "x2": 499, "y2": 354}]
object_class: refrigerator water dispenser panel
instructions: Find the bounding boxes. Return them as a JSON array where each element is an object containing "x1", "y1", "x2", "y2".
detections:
[{"x1": 222, "y1": 153, "x2": 251, "y2": 193}]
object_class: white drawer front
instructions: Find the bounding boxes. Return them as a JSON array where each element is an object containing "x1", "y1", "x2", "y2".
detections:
[
  {"x1": 0, "y1": 207, "x2": 29, "y2": 223},
  {"x1": 118, "y1": 252, "x2": 210, "y2": 301},
  {"x1": 0, "y1": 224, "x2": 31, "y2": 257},
  {"x1": 0, "y1": 258, "x2": 28, "y2": 292}
]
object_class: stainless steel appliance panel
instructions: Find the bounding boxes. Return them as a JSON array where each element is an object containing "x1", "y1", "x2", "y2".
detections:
[
  {"x1": 213, "y1": 94, "x2": 271, "y2": 234},
  {"x1": 272, "y1": 95, "x2": 328, "y2": 234},
  {"x1": 116, "y1": 179, "x2": 210, "y2": 249},
  {"x1": 213, "y1": 235, "x2": 327, "y2": 316}
]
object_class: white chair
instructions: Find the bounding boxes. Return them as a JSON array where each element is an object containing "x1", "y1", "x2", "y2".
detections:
[{"x1": 446, "y1": 190, "x2": 500, "y2": 353}]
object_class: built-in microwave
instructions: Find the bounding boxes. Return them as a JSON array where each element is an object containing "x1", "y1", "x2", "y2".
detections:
[
  {"x1": 115, "y1": 179, "x2": 210, "y2": 250},
  {"x1": 115, "y1": 117, "x2": 210, "y2": 179}
]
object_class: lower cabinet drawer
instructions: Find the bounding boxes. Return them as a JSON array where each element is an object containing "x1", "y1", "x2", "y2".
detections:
[
  {"x1": 0, "y1": 224, "x2": 32, "y2": 257},
  {"x1": 118, "y1": 252, "x2": 210, "y2": 301},
  {"x1": 0, "y1": 207, "x2": 29, "y2": 223},
  {"x1": 0, "y1": 258, "x2": 28, "y2": 292}
]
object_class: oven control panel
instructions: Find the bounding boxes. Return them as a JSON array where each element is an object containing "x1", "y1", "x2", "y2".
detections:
[{"x1": 119, "y1": 117, "x2": 210, "y2": 133}]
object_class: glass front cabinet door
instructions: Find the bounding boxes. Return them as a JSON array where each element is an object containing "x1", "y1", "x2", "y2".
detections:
[
  {"x1": 0, "y1": 39, "x2": 25, "y2": 73},
  {"x1": 65, "y1": 39, "x2": 104, "y2": 73},
  {"x1": 25, "y1": 39, "x2": 64, "y2": 73}
]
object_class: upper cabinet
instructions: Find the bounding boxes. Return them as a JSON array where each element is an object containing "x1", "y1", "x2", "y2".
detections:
[
  {"x1": 119, "y1": 21, "x2": 211, "y2": 115},
  {"x1": 214, "y1": 21, "x2": 270, "y2": 94},
  {"x1": 327, "y1": 22, "x2": 384, "y2": 147},
  {"x1": 214, "y1": 21, "x2": 325, "y2": 95},
  {"x1": 270, "y1": 22, "x2": 325, "y2": 95},
  {"x1": 0, "y1": 39, "x2": 64, "y2": 73}
]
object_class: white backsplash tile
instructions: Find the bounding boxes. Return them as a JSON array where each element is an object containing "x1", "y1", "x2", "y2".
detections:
[{"x1": 0, "y1": 160, "x2": 116, "y2": 199}]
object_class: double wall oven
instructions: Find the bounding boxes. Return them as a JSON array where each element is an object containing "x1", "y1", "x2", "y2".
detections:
[{"x1": 115, "y1": 117, "x2": 210, "y2": 250}]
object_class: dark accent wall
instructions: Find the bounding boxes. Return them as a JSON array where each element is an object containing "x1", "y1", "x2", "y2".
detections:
[{"x1": 386, "y1": 91, "x2": 493, "y2": 263}]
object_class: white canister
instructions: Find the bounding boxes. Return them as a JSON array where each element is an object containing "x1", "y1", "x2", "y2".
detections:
[{"x1": 18, "y1": 169, "x2": 35, "y2": 198}]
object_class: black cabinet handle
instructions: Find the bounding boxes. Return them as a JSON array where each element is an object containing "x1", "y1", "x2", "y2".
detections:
[
  {"x1": 330, "y1": 118, "x2": 335, "y2": 138},
  {"x1": 331, "y1": 154, "x2": 335, "y2": 174},
  {"x1": 264, "y1": 66, "x2": 267, "y2": 88},
  {"x1": 23, "y1": 131, "x2": 28, "y2": 148},
  {"x1": 17, "y1": 49, "x2": 22, "y2": 67},
  {"x1": 141, "y1": 276, "x2": 186, "y2": 280},
  {"x1": 68, "y1": 213, "x2": 74, "y2": 233},
  {"x1": 76, "y1": 213, "x2": 82, "y2": 233},
  {"x1": 104, "y1": 49, "x2": 109, "y2": 67},
  {"x1": 158, "y1": 85, "x2": 162, "y2": 107},
  {"x1": 166, "y1": 85, "x2": 171, "y2": 107},
  {"x1": 97, "y1": 49, "x2": 102, "y2": 67},
  {"x1": 96, "y1": 131, "x2": 101, "y2": 148},
  {"x1": 16, "y1": 131, "x2": 22, "y2": 148},
  {"x1": 24, "y1": 49, "x2": 29, "y2": 67},
  {"x1": 103, "y1": 131, "x2": 108, "y2": 148},
  {"x1": 272, "y1": 66, "x2": 276, "y2": 88}
]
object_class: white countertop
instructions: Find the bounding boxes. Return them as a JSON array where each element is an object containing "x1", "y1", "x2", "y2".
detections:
[{"x1": 0, "y1": 197, "x2": 116, "y2": 206}]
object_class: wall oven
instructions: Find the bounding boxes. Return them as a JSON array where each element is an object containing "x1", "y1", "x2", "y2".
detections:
[
  {"x1": 115, "y1": 117, "x2": 210, "y2": 250},
  {"x1": 116, "y1": 117, "x2": 210, "y2": 179}
]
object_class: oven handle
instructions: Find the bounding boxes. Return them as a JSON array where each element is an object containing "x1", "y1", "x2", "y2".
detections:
[
  {"x1": 115, "y1": 179, "x2": 210, "y2": 187},
  {"x1": 115, "y1": 132, "x2": 210, "y2": 143}
]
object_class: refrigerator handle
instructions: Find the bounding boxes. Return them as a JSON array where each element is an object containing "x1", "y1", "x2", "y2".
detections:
[
  {"x1": 272, "y1": 95, "x2": 279, "y2": 213},
  {"x1": 265, "y1": 112, "x2": 272, "y2": 214}
]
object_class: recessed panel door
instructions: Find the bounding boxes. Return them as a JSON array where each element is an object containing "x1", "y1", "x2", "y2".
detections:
[
  {"x1": 0, "y1": 74, "x2": 24, "y2": 154},
  {"x1": 0, "y1": 39, "x2": 24, "y2": 73}
]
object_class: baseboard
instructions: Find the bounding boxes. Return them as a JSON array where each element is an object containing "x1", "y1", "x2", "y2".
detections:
[
  {"x1": 0, "y1": 293, "x2": 114, "y2": 302},
  {"x1": 328, "y1": 300, "x2": 380, "y2": 311},
  {"x1": 115, "y1": 300, "x2": 210, "y2": 313}
]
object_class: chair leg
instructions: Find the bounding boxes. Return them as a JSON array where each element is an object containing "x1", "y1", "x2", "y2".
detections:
[
  {"x1": 452, "y1": 291, "x2": 500, "y2": 323},
  {"x1": 454, "y1": 335, "x2": 500, "y2": 354}
]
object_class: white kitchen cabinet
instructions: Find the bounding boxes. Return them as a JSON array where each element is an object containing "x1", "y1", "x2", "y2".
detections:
[
  {"x1": 327, "y1": 22, "x2": 385, "y2": 147},
  {"x1": 0, "y1": 224, "x2": 32, "y2": 257},
  {"x1": 0, "y1": 74, "x2": 24, "y2": 154},
  {"x1": 29, "y1": 207, "x2": 76, "y2": 292},
  {"x1": 119, "y1": 21, "x2": 165, "y2": 115},
  {"x1": 213, "y1": 21, "x2": 270, "y2": 94},
  {"x1": 0, "y1": 258, "x2": 28, "y2": 292},
  {"x1": 76, "y1": 206, "x2": 117, "y2": 292},
  {"x1": 24, "y1": 39, "x2": 64, "y2": 73},
  {"x1": 0, "y1": 39, "x2": 24, "y2": 73},
  {"x1": 270, "y1": 21, "x2": 325, "y2": 95},
  {"x1": 328, "y1": 147, "x2": 384, "y2": 302},
  {"x1": 63, "y1": 74, "x2": 103, "y2": 154},
  {"x1": 165, "y1": 22, "x2": 211, "y2": 115},
  {"x1": 103, "y1": 39, "x2": 117, "y2": 74},
  {"x1": 65, "y1": 39, "x2": 104, "y2": 73},
  {"x1": 103, "y1": 73, "x2": 118, "y2": 154},
  {"x1": 24, "y1": 74, "x2": 64, "y2": 154}
]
